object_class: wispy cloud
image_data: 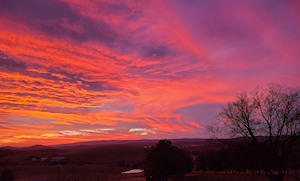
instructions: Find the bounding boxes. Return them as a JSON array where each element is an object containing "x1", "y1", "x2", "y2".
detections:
[{"x1": 0, "y1": 0, "x2": 299, "y2": 146}]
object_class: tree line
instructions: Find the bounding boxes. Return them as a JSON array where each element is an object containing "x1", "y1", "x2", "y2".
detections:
[{"x1": 195, "y1": 141, "x2": 300, "y2": 175}]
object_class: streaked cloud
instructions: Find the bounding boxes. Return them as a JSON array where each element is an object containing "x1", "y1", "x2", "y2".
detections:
[
  {"x1": 129, "y1": 128, "x2": 156, "y2": 136},
  {"x1": 0, "y1": 0, "x2": 299, "y2": 146},
  {"x1": 129, "y1": 128, "x2": 147, "y2": 133}
]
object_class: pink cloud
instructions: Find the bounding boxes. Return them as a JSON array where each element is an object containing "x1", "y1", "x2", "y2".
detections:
[{"x1": 0, "y1": 0, "x2": 299, "y2": 146}]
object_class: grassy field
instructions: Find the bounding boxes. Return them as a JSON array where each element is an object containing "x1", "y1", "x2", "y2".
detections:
[
  {"x1": 1, "y1": 164, "x2": 124, "y2": 181},
  {"x1": 2, "y1": 165, "x2": 299, "y2": 181},
  {"x1": 176, "y1": 172, "x2": 300, "y2": 181},
  {"x1": 117, "y1": 172, "x2": 300, "y2": 181}
]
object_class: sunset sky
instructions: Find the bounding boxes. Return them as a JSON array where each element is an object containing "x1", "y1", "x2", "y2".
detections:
[{"x1": 0, "y1": 0, "x2": 300, "y2": 146}]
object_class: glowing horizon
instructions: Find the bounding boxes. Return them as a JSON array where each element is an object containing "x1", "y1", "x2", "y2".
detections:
[{"x1": 0, "y1": 0, "x2": 300, "y2": 146}]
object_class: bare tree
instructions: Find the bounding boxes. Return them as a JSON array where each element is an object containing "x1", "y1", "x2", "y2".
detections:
[{"x1": 216, "y1": 85, "x2": 300, "y2": 181}]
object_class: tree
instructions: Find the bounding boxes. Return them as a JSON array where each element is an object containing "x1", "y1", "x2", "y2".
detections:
[
  {"x1": 215, "y1": 84, "x2": 300, "y2": 181},
  {"x1": 195, "y1": 153, "x2": 208, "y2": 173},
  {"x1": 143, "y1": 140, "x2": 193, "y2": 181}
]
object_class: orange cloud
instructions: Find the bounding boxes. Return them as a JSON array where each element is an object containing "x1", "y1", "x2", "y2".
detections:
[{"x1": 0, "y1": 0, "x2": 299, "y2": 146}]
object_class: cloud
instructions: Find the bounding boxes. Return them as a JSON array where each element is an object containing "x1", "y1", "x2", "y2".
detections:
[
  {"x1": 129, "y1": 128, "x2": 156, "y2": 136},
  {"x1": 129, "y1": 128, "x2": 147, "y2": 132},
  {"x1": 60, "y1": 130, "x2": 86, "y2": 136},
  {"x1": 0, "y1": 0, "x2": 300, "y2": 146},
  {"x1": 80, "y1": 128, "x2": 115, "y2": 133},
  {"x1": 0, "y1": 0, "x2": 116, "y2": 44},
  {"x1": 0, "y1": 52, "x2": 27, "y2": 71}
]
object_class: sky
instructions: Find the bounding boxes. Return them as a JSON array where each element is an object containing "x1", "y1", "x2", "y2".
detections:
[{"x1": 0, "y1": 0, "x2": 300, "y2": 146}]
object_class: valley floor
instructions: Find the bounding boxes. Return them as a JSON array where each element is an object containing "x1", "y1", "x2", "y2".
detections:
[{"x1": 2, "y1": 165, "x2": 299, "y2": 181}]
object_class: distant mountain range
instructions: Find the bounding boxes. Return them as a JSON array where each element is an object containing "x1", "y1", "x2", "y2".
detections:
[
  {"x1": 0, "y1": 138, "x2": 221, "y2": 165},
  {"x1": 0, "y1": 138, "x2": 217, "y2": 150},
  {"x1": 48, "y1": 138, "x2": 217, "y2": 148}
]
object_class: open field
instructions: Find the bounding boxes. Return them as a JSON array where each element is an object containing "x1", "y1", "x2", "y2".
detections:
[
  {"x1": 1, "y1": 164, "x2": 124, "y2": 181},
  {"x1": 2, "y1": 165, "x2": 299, "y2": 181},
  {"x1": 176, "y1": 174, "x2": 300, "y2": 181},
  {"x1": 117, "y1": 172, "x2": 300, "y2": 181}
]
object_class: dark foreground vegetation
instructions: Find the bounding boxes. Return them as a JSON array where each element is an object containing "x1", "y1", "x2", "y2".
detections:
[
  {"x1": 0, "y1": 138, "x2": 299, "y2": 181},
  {"x1": 195, "y1": 141, "x2": 300, "y2": 177}
]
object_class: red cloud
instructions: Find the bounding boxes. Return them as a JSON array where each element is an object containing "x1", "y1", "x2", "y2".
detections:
[{"x1": 0, "y1": 0, "x2": 299, "y2": 146}]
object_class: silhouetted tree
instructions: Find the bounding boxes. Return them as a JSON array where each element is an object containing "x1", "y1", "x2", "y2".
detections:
[
  {"x1": 1, "y1": 168, "x2": 14, "y2": 181},
  {"x1": 195, "y1": 153, "x2": 207, "y2": 173},
  {"x1": 143, "y1": 140, "x2": 193, "y2": 181},
  {"x1": 213, "y1": 84, "x2": 300, "y2": 181},
  {"x1": 205, "y1": 149, "x2": 226, "y2": 173}
]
